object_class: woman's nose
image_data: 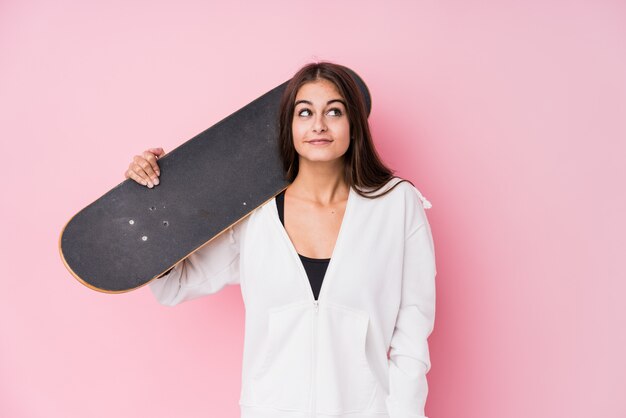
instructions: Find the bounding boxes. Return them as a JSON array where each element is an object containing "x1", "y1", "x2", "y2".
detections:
[{"x1": 312, "y1": 115, "x2": 327, "y2": 133}]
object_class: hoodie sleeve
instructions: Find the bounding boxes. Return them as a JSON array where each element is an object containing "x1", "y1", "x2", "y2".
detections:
[
  {"x1": 386, "y1": 186, "x2": 436, "y2": 418},
  {"x1": 148, "y1": 215, "x2": 249, "y2": 306}
]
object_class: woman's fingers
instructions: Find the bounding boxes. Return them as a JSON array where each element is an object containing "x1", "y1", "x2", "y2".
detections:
[
  {"x1": 131, "y1": 154, "x2": 158, "y2": 187},
  {"x1": 127, "y1": 160, "x2": 153, "y2": 187},
  {"x1": 142, "y1": 150, "x2": 161, "y2": 178},
  {"x1": 124, "y1": 148, "x2": 165, "y2": 188},
  {"x1": 125, "y1": 166, "x2": 148, "y2": 186}
]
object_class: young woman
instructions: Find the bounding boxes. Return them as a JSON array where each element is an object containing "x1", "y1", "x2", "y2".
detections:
[{"x1": 125, "y1": 62, "x2": 436, "y2": 418}]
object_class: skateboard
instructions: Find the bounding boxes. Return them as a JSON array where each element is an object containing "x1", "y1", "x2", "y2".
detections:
[{"x1": 59, "y1": 67, "x2": 372, "y2": 293}]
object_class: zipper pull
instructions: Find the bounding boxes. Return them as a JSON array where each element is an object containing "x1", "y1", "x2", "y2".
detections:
[{"x1": 313, "y1": 300, "x2": 319, "y2": 312}]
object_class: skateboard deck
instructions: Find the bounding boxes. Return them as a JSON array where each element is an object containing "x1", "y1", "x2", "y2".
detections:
[{"x1": 59, "y1": 67, "x2": 372, "y2": 293}]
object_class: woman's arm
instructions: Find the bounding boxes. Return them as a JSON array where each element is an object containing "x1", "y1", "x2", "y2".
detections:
[
  {"x1": 386, "y1": 187, "x2": 437, "y2": 418},
  {"x1": 148, "y1": 216, "x2": 249, "y2": 306}
]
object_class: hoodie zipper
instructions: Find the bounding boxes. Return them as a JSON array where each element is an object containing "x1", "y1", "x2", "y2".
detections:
[
  {"x1": 311, "y1": 299, "x2": 319, "y2": 418},
  {"x1": 271, "y1": 187, "x2": 355, "y2": 417}
]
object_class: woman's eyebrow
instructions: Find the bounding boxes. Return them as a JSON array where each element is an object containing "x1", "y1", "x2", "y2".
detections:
[
  {"x1": 294, "y1": 99, "x2": 346, "y2": 106},
  {"x1": 327, "y1": 99, "x2": 346, "y2": 106}
]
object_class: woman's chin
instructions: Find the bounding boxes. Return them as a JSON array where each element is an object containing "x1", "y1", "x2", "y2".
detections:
[{"x1": 298, "y1": 153, "x2": 346, "y2": 166}]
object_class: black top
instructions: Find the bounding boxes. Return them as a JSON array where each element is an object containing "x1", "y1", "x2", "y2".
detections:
[{"x1": 275, "y1": 189, "x2": 329, "y2": 300}]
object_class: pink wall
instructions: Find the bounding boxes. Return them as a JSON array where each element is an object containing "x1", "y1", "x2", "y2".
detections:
[{"x1": 1, "y1": 1, "x2": 624, "y2": 417}]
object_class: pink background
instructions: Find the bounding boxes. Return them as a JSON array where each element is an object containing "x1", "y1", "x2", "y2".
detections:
[{"x1": 1, "y1": 1, "x2": 624, "y2": 417}]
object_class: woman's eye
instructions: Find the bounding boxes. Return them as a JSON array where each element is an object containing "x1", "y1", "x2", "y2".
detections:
[
  {"x1": 327, "y1": 108, "x2": 343, "y2": 117},
  {"x1": 298, "y1": 109, "x2": 311, "y2": 117}
]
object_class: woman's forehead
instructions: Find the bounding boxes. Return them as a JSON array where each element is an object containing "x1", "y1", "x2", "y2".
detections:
[{"x1": 295, "y1": 79, "x2": 343, "y2": 102}]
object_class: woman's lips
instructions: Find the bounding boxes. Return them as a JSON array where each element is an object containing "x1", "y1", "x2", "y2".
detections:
[{"x1": 306, "y1": 139, "x2": 333, "y2": 145}]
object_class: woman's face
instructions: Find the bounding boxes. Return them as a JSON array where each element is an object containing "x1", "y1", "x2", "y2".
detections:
[{"x1": 292, "y1": 79, "x2": 350, "y2": 166}]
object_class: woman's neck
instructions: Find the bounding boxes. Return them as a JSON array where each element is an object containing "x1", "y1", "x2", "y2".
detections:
[{"x1": 289, "y1": 159, "x2": 349, "y2": 205}]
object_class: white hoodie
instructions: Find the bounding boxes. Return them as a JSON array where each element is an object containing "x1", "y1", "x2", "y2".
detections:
[{"x1": 149, "y1": 177, "x2": 436, "y2": 418}]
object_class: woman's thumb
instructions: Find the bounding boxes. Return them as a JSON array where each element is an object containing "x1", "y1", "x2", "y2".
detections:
[{"x1": 147, "y1": 147, "x2": 165, "y2": 158}]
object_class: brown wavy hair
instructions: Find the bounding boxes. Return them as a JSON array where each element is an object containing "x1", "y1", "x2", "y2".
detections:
[{"x1": 278, "y1": 61, "x2": 413, "y2": 198}]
